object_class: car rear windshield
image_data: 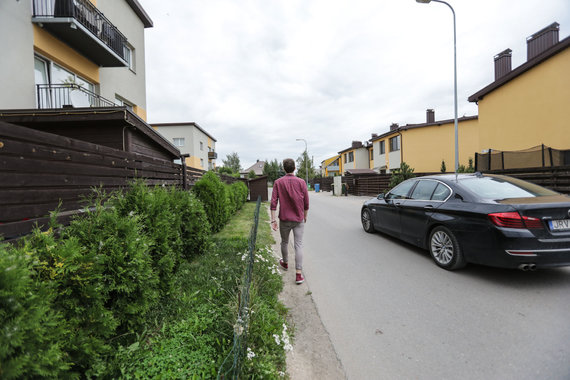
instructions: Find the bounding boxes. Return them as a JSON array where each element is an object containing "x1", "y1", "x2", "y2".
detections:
[{"x1": 459, "y1": 176, "x2": 558, "y2": 200}]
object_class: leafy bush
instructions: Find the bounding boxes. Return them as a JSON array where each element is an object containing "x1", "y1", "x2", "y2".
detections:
[
  {"x1": 389, "y1": 162, "x2": 415, "y2": 189},
  {"x1": 0, "y1": 243, "x2": 69, "y2": 379},
  {"x1": 192, "y1": 172, "x2": 231, "y2": 233}
]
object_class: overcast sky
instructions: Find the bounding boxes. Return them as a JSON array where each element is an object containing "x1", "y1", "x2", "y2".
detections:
[{"x1": 139, "y1": 0, "x2": 570, "y2": 170}]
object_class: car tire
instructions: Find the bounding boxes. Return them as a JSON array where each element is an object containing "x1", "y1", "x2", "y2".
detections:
[
  {"x1": 361, "y1": 208, "x2": 375, "y2": 233},
  {"x1": 429, "y1": 226, "x2": 466, "y2": 270}
]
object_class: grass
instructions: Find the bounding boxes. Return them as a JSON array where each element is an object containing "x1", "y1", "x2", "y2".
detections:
[
  {"x1": 115, "y1": 199, "x2": 289, "y2": 378},
  {"x1": 215, "y1": 201, "x2": 275, "y2": 248}
]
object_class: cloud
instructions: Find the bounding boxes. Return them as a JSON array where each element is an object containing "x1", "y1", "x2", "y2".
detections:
[{"x1": 140, "y1": 0, "x2": 570, "y2": 168}]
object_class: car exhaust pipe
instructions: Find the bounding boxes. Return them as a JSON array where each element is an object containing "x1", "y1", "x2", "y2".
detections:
[
  {"x1": 528, "y1": 264, "x2": 537, "y2": 271},
  {"x1": 518, "y1": 264, "x2": 537, "y2": 271}
]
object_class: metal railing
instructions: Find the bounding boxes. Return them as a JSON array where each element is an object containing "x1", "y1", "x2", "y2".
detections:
[
  {"x1": 36, "y1": 84, "x2": 117, "y2": 109},
  {"x1": 32, "y1": 0, "x2": 127, "y2": 59}
]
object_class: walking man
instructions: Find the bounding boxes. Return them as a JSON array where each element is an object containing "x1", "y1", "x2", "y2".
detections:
[{"x1": 270, "y1": 158, "x2": 309, "y2": 284}]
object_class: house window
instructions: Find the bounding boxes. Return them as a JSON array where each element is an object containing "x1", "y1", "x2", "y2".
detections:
[
  {"x1": 344, "y1": 154, "x2": 347, "y2": 164},
  {"x1": 380, "y1": 140, "x2": 385, "y2": 155},
  {"x1": 370, "y1": 148, "x2": 373, "y2": 161},
  {"x1": 389, "y1": 136, "x2": 400, "y2": 152},
  {"x1": 347, "y1": 152, "x2": 354, "y2": 163},
  {"x1": 173, "y1": 138, "x2": 185, "y2": 147},
  {"x1": 34, "y1": 55, "x2": 95, "y2": 108},
  {"x1": 200, "y1": 142, "x2": 204, "y2": 151},
  {"x1": 115, "y1": 96, "x2": 133, "y2": 111},
  {"x1": 200, "y1": 158, "x2": 204, "y2": 167},
  {"x1": 123, "y1": 43, "x2": 135, "y2": 71}
]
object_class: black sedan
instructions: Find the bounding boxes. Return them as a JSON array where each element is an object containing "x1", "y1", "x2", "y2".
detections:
[{"x1": 361, "y1": 173, "x2": 570, "y2": 270}]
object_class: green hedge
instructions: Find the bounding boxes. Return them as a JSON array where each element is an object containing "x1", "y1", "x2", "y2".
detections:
[
  {"x1": 0, "y1": 178, "x2": 285, "y2": 379},
  {"x1": 192, "y1": 173, "x2": 248, "y2": 233},
  {"x1": 0, "y1": 243, "x2": 69, "y2": 379}
]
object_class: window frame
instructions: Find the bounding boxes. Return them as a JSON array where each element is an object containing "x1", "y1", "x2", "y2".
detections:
[
  {"x1": 173, "y1": 137, "x2": 185, "y2": 147},
  {"x1": 389, "y1": 136, "x2": 400, "y2": 152}
]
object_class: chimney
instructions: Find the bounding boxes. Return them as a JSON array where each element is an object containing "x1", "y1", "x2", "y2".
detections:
[
  {"x1": 426, "y1": 109, "x2": 435, "y2": 123},
  {"x1": 351, "y1": 141, "x2": 363, "y2": 149},
  {"x1": 371, "y1": 133, "x2": 378, "y2": 139},
  {"x1": 527, "y1": 22, "x2": 559, "y2": 60},
  {"x1": 390, "y1": 123, "x2": 399, "y2": 131},
  {"x1": 494, "y1": 49, "x2": 512, "y2": 80}
]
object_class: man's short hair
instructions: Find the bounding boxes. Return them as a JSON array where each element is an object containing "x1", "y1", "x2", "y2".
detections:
[{"x1": 283, "y1": 158, "x2": 295, "y2": 173}]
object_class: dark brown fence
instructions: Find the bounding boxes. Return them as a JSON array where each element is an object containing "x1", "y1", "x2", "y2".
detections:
[
  {"x1": 482, "y1": 166, "x2": 570, "y2": 194},
  {"x1": 312, "y1": 168, "x2": 570, "y2": 197},
  {"x1": 0, "y1": 122, "x2": 248, "y2": 240}
]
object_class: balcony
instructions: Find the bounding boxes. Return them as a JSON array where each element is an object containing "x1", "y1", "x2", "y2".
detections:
[
  {"x1": 36, "y1": 84, "x2": 117, "y2": 109},
  {"x1": 208, "y1": 151, "x2": 218, "y2": 160},
  {"x1": 32, "y1": 0, "x2": 128, "y2": 67}
]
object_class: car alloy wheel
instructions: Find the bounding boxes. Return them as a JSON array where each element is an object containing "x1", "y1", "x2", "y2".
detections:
[
  {"x1": 429, "y1": 226, "x2": 466, "y2": 270},
  {"x1": 361, "y1": 208, "x2": 374, "y2": 233}
]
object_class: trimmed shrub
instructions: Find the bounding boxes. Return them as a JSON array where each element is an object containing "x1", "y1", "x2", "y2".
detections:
[
  {"x1": 166, "y1": 188, "x2": 211, "y2": 260},
  {"x1": 229, "y1": 181, "x2": 248, "y2": 212},
  {"x1": 113, "y1": 182, "x2": 183, "y2": 296},
  {"x1": 0, "y1": 243, "x2": 69, "y2": 379},
  {"x1": 63, "y1": 205, "x2": 158, "y2": 336},
  {"x1": 192, "y1": 172, "x2": 231, "y2": 233}
]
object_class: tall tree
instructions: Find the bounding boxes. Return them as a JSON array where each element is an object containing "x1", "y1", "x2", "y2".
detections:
[
  {"x1": 222, "y1": 152, "x2": 241, "y2": 173},
  {"x1": 263, "y1": 159, "x2": 282, "y2": 183},
  {"x1": 296, "y1": 151, "x2": 316, "y2": 181}
]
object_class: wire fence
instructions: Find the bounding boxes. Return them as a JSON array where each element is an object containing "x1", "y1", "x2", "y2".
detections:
[{"x1": 217, "y1": 195, "x2": 262, "y2": 379}]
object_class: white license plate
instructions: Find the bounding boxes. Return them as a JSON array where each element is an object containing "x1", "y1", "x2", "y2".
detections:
[{"x1": 549, "y1": 219, "x2": 570, "y2": 231}]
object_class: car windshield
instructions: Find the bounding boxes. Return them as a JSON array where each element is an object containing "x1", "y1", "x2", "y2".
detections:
[{"x1": 459, "y1": 175, "x2": 558, "y2": 200}]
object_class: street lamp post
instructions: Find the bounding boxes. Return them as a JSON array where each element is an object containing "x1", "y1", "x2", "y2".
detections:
[
  {"x1": 416, "y1": 0, "x2": 459, "y2": 174},
  {"x1": 296, "y1": 138, "x2": 308, "y2": 186}
]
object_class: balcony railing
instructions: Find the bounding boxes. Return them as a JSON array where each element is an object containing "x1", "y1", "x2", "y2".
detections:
[
  {"x1": 208, "y1": 151, "x2": 218, "y2": 159},
  {"x1": 36, "y1": 84, "x2": 117, "y2": 109},
  {"x1": 32, "y1": 0, "x2": 127, "y2": 66}
]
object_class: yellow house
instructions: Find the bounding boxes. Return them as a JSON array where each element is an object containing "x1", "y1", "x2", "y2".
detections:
[
  {"x1": 320, "y1": 155, "x2": 341, "y2": 177},
  {"x1": 338, "y1": 141, "x2": 372, "y2": 174},
  {"x1": 370, "y1": 112, "x2": 479, "y2": 173},
  {"x1": 468, "y1": 22, "x2": 570, "y2": 155}
]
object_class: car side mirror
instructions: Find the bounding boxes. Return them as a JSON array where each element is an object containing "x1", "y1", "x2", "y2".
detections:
[{"x1": 377, "y1": 193, "x2": 385, "y2": 200}]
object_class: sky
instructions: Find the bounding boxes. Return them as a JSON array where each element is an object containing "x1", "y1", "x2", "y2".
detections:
[{"x1": 138, "y1": 0, "x2": 570, "y2": 170}]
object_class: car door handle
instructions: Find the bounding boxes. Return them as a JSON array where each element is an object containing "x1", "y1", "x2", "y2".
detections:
[{"x1": 424, "y1": 205, "x2": 434, "y2": 210}]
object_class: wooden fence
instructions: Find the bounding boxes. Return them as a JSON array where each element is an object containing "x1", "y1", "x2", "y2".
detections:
[
  {"x1": 311, "y1": 168, "x2": 570, "y2": 197},
  {"x1": 0, "y1": 121, "x2": 246, "y2": 240}
]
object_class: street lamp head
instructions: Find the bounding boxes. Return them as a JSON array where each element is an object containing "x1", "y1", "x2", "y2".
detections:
[{"x1": 416, "y1": 0, "x2": 432, "y2": 3}]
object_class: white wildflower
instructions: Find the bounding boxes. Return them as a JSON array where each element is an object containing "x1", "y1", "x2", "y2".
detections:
[
  {"x1": 247, "y1": 347, "x2": 256, "y2": 360},
  {"x1": 273, "y1": 334, "x2": 281, "y2": 346}
]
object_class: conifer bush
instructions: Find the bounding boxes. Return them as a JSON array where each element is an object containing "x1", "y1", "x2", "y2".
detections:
[
  {"x1": 113, "y1": 182, "x2": 183, "y2": 296},
  {"x1": 192, "y1": 172, "x2": 231, "y2": 233},
  {"x1": 0, "y1": 243, "x2": 69, "y2": 379},
  {"x1": 229, "y1": 181, "x2": 248, "y2": 212}
]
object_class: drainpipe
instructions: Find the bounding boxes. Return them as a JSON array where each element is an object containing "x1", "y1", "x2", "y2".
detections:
[{"x1": 398, "y1": 132, "x2": 403, "y2": 169}]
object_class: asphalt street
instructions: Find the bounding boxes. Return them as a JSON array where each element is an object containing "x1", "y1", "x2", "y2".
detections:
[{"x1": 300, "y1": 190, "x2": 570, "y2": 380}]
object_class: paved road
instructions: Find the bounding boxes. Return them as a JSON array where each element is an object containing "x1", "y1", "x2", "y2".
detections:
[{"x1": 301, "y1": 191, "x2": 570, "y2": 380}]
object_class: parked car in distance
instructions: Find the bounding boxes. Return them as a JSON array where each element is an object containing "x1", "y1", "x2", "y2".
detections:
[{"x1": 361, "y1": 173, "x2": 570, "y2": 270}]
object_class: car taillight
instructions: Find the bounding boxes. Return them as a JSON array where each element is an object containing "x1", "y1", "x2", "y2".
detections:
[{"x1": 488, "y1": 212, "x2": 543, "y2": 229}]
